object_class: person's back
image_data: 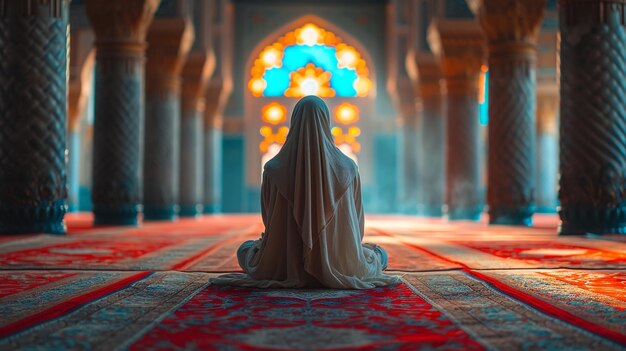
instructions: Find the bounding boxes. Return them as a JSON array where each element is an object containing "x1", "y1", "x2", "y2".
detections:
[{"x1": 211, "y1": 96, "x2": 399, "y2": 289}]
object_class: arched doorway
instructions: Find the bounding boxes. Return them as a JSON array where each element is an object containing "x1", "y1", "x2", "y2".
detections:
[{"x1": 244, "y1": 18, "x2": 376, "y2": 192}]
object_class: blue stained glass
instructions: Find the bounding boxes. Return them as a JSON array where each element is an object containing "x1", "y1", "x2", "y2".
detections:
[
  {"x1": 330, "y1": 68, "x2": 358, "y2": 96},
  {"x1": 264, "y1": 68, "x2": 290, "y2": 96},
  {"x1": 262, "y1": 44, "x2": 360, "y2": 97},
  {"x1": 282, "y1": 45, "x2": 338, "y2": 71}
]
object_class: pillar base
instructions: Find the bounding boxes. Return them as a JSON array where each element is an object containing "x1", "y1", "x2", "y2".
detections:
[
  {"x1": 447, "y1": 207, "x2": 482, "y2": 221},
  {"x1": 94, "y1": 205, "x2": 139, "y2": 226},
  {"x1": 144, "y1": 205, "x2": 177, "y2": 221},
  {"x1": 179, "y1": 204, "x2": 203, "y2": 217},
  {"x1": 558, "y1": 206, "x2": 626, "y2": 235},
  {"x1": 204, "y1": 204, "x2": 221, "y2": 214},
  {"x1": 0, "y1": 201, "x2": 67, "y2": 234},
  {"x1": 489, "y1": 207, "x2": 533, "y2": 226}
]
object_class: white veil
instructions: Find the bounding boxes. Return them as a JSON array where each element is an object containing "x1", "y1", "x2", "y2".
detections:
[{"x1": 264, "y1": 96, "x2": 357, "y2": 254}]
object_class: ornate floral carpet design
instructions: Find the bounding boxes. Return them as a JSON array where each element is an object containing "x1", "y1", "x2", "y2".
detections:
[{"x1": 0, "y1": 214, "x2": 625, "y2": 350}]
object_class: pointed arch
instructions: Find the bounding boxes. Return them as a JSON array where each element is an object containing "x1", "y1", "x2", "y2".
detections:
[{"x1": 245, "y1": 15, "x2": 377, "y2": 98}]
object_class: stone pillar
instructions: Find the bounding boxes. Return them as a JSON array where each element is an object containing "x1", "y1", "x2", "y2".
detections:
[
  {"x1": 203, "y1": 0, "x2": 232, "y2": 213},
  {"x1": 143, "y1": 18, "x2": 193, "y2": 220},
  {"x1": 396, "y1": 80, "x2": 421, "y2": 214},
  {"x1": 179, "y1": 51, "x2": 215, "y2": 217},
  {"x1": 0, "y1": 0, "x2": 69, "y2": 234},
  {"x1": 428, "y1": 20, "x2": 486, "y2": 220},
  {"x1": 470, "y1": 0, "x2": 545, "y2": 226},
  {"x1": 558, "y1": 0, "x2": 626, "y2": 235},
  {"x1": 86, "y1": 0, "x2": 160, "y2": 226},
  {"x1": 414, "y1": 54, "x2": 445, "y2": 217},
  {"x1": 203, "y1": 81, "x2": 224, "y2": 214}
]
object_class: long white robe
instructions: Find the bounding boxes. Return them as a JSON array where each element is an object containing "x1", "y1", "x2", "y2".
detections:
[{"x1": 210, "y1": 96, "x2": 399, "y2": 289}]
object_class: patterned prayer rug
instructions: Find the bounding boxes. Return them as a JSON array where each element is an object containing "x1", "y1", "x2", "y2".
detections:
[
  {"x1": 1, "y1": 271, "x2": 621, "y2": 350},
  {"x1": 0, "y1": 222, "x2": 458, "y2": 273},
  {"x1": 456, "y1": 240, "x2": 626, "y2": 268},
  {"x1": 64, "y1": 213, "x2": 261, "y2": 236},
  {"x1": 0, "y1": 223, "x2": 262, "y2": 271},
  {"x1": 1, "y1": 215, "x2": 626, "y2": 350},
  {"x1": 471, "y1": 269, "x2": 626, "y2": 345},
  {"x1": 13, "y1": 214, "x2": 613, "y2": 273},
  {"x1": 0, "y1": 270, "x2": 151, "y2": 338},
  {"x1": 0, "y1": 236, "x2": 225, "y2": 271},
  {"x1": 373, "y1": 227, "x2": 626, "y2": 270},
  {"x1": 184, "y1": 230, "x2": 462, "y2": 272}
]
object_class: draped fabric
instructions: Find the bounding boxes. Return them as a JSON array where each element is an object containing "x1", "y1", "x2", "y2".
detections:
[
  {"x1": 267, "y1": 95, "x2": 357, "y2": 252},
  {"x1": 211, "y1": 96, "x2": 399, "y2": 289}
]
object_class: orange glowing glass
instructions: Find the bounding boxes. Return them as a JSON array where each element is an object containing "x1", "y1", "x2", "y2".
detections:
[
  {"x1": 296, "y1": 23, "x2": 322, "y2": 46},
  {"x1": 337, "y1": 46, "x2": 359, "y2": 68},
  {"x1": 259, "y1": 126, "x2": 289, "y2": 153},
  {"x1": 478, "y1": 65, "x2": 488, "y2": 104},
  {"x1": 262, "y1": 102, "x2": 287, "y2": 125},
  {"x1": 249, "y1": 78, "x2": 266, "y2": 97},
  {"x1": 331, "y1": 126, "x2": 361, "y2": 155},
  {"x1": 260, "y1": 46, "x2": 283, "y2": 68},
  {"x1": 353, "y1": 77, "x2": 372, "y2": 97},
  {"x1": 334, "y1": 103, "x2": 359, "y2": 125},
  {"x1": 285, "y1": 63, "x2": 335, "y2": 98},
  {"x1": 348, "y1": 126, "x2": 361, "y2": 137}
]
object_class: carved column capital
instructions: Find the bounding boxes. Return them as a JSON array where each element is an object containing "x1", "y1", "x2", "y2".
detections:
[
  {"x1": 86, "y1": 0, "x2": 160, "y2": 54},
  {"x1": 428, "y1": 20, "x2": 486, "y2": 94},
  {"x1": 469, "y1": 0, "x2": 545, "y2": 58},
  {"x1": 204, "y1": 78, "x2": 227, "y2": 129},
  {"x1": 182, "y1": 50, "x2": 216, "y2": 113},
  {"x1": 413, "y1": 53, "x2": 443, "y2": 99},
  {"x1": 146, "y1": 18, "x2": 194, "y2": 91}
]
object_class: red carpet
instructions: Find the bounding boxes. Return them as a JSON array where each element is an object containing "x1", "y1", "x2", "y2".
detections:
[
  {"x1": 373, "y1": 227, "x2": 626, "y2": 346},
  {"x1": 0, "y1": 214, "x2": 624, "y2": 350},
  {"x1": 0, "y1": 270, "x2": 151, "y2": 338},
  {"x1": 453, "y1": 240, "x2": 626, "y2": 268},
  {"x1": 129, "y1": 282, "x2": 485, "y2": 350},
  {"x1": 472, "y1": 269, "x2": 626, "y2": 345}
]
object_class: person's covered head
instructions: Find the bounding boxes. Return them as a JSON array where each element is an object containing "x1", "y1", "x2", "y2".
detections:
[
  {"x1": 284, "y1": 95, "x2": 333, "y2": 145},
  {"x1": 265, "y1": 95, "x2": 356, "y2": 177}
]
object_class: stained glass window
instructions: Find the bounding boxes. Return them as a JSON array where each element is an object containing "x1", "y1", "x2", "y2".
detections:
[
  {"x1": 479, "y1": 65, "x2": 489, "y2": 125},
  {"x1": 249, "y1": 23, "x2": 372, "y2": 98}
]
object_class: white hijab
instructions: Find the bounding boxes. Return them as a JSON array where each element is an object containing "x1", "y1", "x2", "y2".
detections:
[{"x1": 264, "y1": 96, "x2": 357, "y2": 251}]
